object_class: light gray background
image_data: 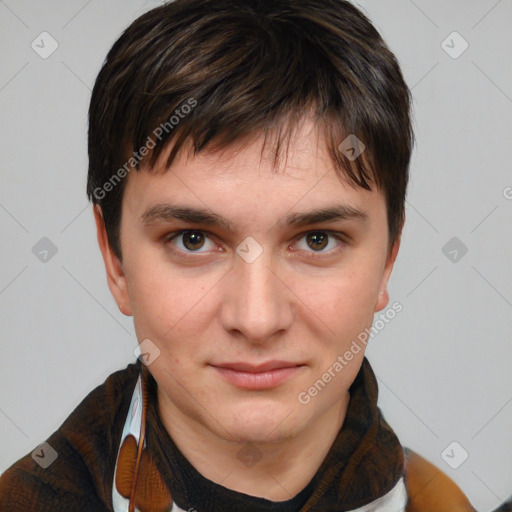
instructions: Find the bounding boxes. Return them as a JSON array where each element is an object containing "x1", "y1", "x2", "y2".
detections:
[{"x1": 0, "y1": 1, "x2": 511, "y2": 510}]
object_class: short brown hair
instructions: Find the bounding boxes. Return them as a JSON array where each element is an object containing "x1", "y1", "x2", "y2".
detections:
[{"x1": 87, "y1": 0, "x2": 414, "y2": 260}]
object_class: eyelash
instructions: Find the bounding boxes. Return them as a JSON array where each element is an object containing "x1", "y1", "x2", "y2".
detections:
[{"x1": 163, "y1": 229, "x2": 348, "y2": 259}]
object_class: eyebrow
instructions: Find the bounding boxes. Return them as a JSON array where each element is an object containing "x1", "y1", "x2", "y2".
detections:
[{"x1": 140, "y1": 203, "x2": 368, "y2": 230}]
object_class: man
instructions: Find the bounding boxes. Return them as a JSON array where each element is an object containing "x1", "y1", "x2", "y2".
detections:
[{"x1": 0, "y1": 0, "x2": 486, "y2": 510}]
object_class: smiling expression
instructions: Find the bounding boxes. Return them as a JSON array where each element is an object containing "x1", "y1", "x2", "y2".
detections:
[{"x1": 98, "y1": 119, "x2": 400, "y2": 444}]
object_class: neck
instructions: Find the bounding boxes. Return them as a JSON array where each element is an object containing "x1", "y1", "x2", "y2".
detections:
[{"x1": 157, "y1": 389, "x2": 351, "y2": 501}]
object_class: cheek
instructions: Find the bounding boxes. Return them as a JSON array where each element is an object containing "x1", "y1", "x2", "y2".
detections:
[
  {"x1": 298, "y1": 263, "x2": 382, "y2": 337},
  {"x1": 125, "y1": 254, "x2": 218, "y2": 341}
]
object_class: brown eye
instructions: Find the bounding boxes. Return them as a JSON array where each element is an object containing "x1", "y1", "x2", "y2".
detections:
[
  {"x1": 181, "y1": 231, "x2": 205, "y2": 251},
  {"x1": 164, "y1": 229, "x2": 218, "y2": 258},
  {"x1": 294, "y1": 231, "x2": 346, "y2": 256},
  {"x1": 306, "y1": 232, "x2": 328, "y2": 251}
]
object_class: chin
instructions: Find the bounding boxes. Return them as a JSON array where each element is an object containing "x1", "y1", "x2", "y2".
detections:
[
  {"x1": 215, "y1": 403, "x2": 306, "y2": 444},
  {"x1": 226, "y1": 424, "x2": 298, "y2": 445}
]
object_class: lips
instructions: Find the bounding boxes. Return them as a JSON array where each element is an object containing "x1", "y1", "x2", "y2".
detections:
[
  {"x1": 210, "y1": 360, "x2": 304, "y2": 390},
  {"x1": 213, "y1": 360, "x2": 301, "y2": 372}
]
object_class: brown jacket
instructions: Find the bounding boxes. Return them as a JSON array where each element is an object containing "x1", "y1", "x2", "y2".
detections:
[
  {"x1": 404, "y1": 448, "x2": 475, "y2": 511},
  {"x1": 0, "y1": 359, "x2": 489, "y2": 512}
]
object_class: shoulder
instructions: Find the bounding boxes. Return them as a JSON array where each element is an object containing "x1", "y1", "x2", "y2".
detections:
[
  {"x1": 0, "y1": 361, "x2": 140, "y2": 512},
  {"x1": 403, "y1": 446, "x2": 476, "y2": 512}
]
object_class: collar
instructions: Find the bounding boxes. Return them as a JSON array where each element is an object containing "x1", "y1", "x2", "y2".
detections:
[
  {"x1": 299, "y1": 358, "x2": 406, "y2": 510},
  {"x1": 113, "y1": 357, "x2": 407, "y2": 512}
]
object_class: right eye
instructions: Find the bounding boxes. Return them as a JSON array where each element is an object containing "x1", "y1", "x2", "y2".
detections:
[{"x1": 165, "y1": 230, "x2": 218, "y2": 254}]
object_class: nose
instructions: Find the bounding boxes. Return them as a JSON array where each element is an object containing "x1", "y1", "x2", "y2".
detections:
[{"x1": 220, "y1": 249, "x2": 294, "y2": 345}]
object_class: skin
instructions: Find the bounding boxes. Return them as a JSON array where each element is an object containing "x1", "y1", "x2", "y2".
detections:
[{"x1": 95, "y1": 119, "x2": 401, "y2": 501}]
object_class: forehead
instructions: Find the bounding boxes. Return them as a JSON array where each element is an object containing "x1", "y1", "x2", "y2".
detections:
[{"x1": 122, "y1": 120, "x2": 385, "y2": 226}]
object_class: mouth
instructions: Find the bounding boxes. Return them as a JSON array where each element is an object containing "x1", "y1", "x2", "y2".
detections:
[{"x1": 210, "y1": 360, "x2": 305, "y2": 390}]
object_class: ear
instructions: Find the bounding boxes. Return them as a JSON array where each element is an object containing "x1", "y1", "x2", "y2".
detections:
[
  {"x1": 374, "y1": 223, "x2": 403, "y2": 313},
  {"x1": 94, "y1": 205, "x2": 133, "y2": 316}
]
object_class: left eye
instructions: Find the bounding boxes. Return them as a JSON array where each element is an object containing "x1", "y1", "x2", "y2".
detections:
[{"x1": 295, "y1": 231, "x2": 343, "y2": 253}]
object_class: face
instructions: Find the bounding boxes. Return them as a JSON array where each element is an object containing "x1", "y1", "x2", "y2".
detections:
[{"x1": 96, "y1": 120, "x2": 400, "y2": 445}]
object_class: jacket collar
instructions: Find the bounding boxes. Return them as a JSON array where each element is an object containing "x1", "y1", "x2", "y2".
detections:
[
  {"x1": 301, "y1": 357, "x2": 405, "y2": 510},
  {"x1": 113, "y1": 357, "x2": 406, "y2": 512}
]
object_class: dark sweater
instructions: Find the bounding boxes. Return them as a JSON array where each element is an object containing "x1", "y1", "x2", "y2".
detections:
[{"x1": 0, "y1": 357, "x2": 417, "y2": 511}]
